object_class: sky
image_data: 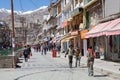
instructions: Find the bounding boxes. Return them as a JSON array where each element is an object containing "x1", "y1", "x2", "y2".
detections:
[{"x1": 0, "y1": 0, "x2": 53, "y2": 11}]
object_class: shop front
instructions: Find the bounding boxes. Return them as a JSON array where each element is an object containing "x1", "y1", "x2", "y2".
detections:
[
  {"x1": 70, "y1": 31, "x2": 79, "y2": 48},
  {"x1": 86, "y1": 18, "x2": 120, "y2": 61},
  {"x1": 80, "y1": 29, "x2": 89, "y2": 56}
]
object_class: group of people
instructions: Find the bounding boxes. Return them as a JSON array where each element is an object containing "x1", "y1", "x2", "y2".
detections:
[
  {"x1": 65, "y1": 45, "x2": 95, "y2": 76},
  {"x1": 65, "y1": 45, "x2": 82, "y2": 68},
  {"x1": 23, "y1": 43, "x2": 95, "y2": 76},
  {"x1": 32, "y1": 43, "x2": 61, "y2": 56}
]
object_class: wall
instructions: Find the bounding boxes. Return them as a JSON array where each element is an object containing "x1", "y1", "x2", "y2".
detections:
[{"x1": 105, "y1": 0, "x2": 120, "y2": 17}]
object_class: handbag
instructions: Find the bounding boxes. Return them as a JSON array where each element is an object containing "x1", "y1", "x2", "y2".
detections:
[{"x1": 30, "y1": 52, "x2": 32, "y2": 56}]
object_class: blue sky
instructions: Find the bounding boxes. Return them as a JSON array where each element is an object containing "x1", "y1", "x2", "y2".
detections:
[{"x1": 0, "y1": 0, "x2": 53, "y2": 11}]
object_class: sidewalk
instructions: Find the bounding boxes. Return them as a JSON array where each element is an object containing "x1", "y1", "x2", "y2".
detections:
[{"x1": 58, "y1": 52, "x2": 120, "y2": 79}]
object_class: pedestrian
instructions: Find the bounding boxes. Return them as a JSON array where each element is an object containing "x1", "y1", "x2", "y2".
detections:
[
  {"x1": 56, "y1": 44, "x2": 61, "y2": 57},
  {"x1": 43, "y1": 44, "x2": 47, "y2": 55},
  {"x1": 41, "y1": 44, "x2": 44, "y2": 55},
  {"x1": 27, "y1": 45, "x2": 31, "y2": 59},
  {"x1": 75, "y1": 47, "x2": 81, "y2": 67},
  {"x1": 23, "y1": 45, "x2": 29, "y2": 62},
  {"x1": 86, "y1": 46, "x2": 94, "y2": 76},
  {"x1": 65, "y1": 45, "x2": 74, "y2": 68}
]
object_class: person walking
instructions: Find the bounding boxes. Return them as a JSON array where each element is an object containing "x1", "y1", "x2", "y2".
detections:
[
  {"x1": 27, "y1": 45, "x2": 31, "y2": 59},
  {"x1": 23, "y1": 46, "x2": 29, "y2": 62},
  {"x1": 86, "y1": 46, "x2": 94, "y2": 76},
  {"x1": 41, "y1": 44, "x2": 44, "y2": 55},
  {"x1": 65, "y1": 45, "x2": 74, "y2": 68},
  {"x1": 75, "y1": 47, "x2": 81, "y2": 67},
  {"x1": 56, "y1": 44, "x2": 61, "y2": 57}
]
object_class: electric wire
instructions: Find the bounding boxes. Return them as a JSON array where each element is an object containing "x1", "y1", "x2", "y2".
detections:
[{"x1": 19, "y1": 0, "x2": 24, "y2": 11}]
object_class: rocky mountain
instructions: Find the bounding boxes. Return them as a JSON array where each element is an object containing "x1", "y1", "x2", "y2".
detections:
[{"x1": 0, "y1": 6, "x2": 49, "y2": 44}]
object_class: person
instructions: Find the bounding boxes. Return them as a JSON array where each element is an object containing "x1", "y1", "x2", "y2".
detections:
[
  {"x1": 65, "y1": 45, "x2": 74, "y2": 68},
  {"x1": 86, "y1": 46, "x2": 94, "y2": 76},
  {"x1": 41, "y1": 44, "x2": 44, "y2": 55},
  {"x1": 56, "y1": 44, "x2": 61, "y2": 57},
  {"x1": 44, "y1": 44, "x2": 47, "y2": 55},
  {"x1": 75, "y1": 47, "x2": 81, "y2": 67},
  {"x1": 27, "y1": 45, "x2": 31, "y2": 58},
  {"x1": 23, "y1": 46, "x2": 29, "y2": 62},
  {"x1": 99, "y1": 45, "x2": 104, "y2": 60}
]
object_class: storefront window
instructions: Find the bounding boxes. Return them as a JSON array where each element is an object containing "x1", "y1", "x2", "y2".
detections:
[
  {"x1": 109, "y1": 36, "x2": 113, "y2": 53},
  {"x1": 119, "y1": 36, "x2": 120, "y2": 58},
  {"x1": 113, "y1": 35, "x2": 119, "y2": 53}
]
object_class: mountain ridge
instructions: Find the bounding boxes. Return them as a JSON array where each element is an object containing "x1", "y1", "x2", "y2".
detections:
[{"x1": 0, "y1": 6, "x2": 48, "y2": 18}]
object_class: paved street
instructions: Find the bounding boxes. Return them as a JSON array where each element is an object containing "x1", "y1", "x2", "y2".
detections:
[{"x1": 0, "y1": 49, "x2": 119, "y2": 80}]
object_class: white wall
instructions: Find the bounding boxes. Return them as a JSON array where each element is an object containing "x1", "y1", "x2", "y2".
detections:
[{"x1": 105, "y1": 0, "x2": 120, "y2": 17}]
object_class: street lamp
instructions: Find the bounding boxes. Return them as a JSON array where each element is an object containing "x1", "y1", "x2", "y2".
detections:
[{"x1": 10, "y1": 0, "x2": 16, "y2": 68}]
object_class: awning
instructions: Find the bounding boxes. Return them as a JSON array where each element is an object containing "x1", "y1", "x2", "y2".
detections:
[
  {"x1": 107, "y1": 22, "x2": 120, "y2": 35},
  {"x1": 61, "y1": 20, "x2": 69, "y2": 28},
  {"x1": 61, "y1": 36, "x2": 77, "y2": 42},
  {"x1": 86, "y1": 18, "x2": 120, "y2": 38},
  {"x1": 86, "y1": 21, "x2": 110, "y2": 38},
  {"x1": 99, "y1": 18, "x2": 120, "y2": 36},
  {"x1": 61, "y1": 18, "x2": 72, "y2": 28}
]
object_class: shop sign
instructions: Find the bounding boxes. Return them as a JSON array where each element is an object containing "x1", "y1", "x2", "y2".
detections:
[
  {"x1": 71, "y1": 31, "x2": 78, "y2": 36},
  {"x1": 80, "y1": 29, "x2": 89, "y2": 39}
]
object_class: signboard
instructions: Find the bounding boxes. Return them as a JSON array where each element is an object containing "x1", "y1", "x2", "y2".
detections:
[{"x1": 80, "y1": 29, "x2": 89, "y2": 39}]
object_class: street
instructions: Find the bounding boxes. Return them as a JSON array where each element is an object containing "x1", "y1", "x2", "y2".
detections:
[{"x1": 0, "y1": 49, "x2": 119, "y2": 80}]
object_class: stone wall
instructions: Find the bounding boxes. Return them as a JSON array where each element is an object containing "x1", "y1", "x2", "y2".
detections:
[
  {"x1": 0, "y1": 55, "x2": 13, "y2": 68},
  {"x1": 0, "y1": 49, "x2": 23, "y2": 68}
]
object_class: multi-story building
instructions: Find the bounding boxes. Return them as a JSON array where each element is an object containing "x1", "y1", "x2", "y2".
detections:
[
  {"x1": 85, "y1": 0, "x2": 120, "y2": 61},
  {"x1": 42, "y1": 0, "x2": 120, "y2": 61}
]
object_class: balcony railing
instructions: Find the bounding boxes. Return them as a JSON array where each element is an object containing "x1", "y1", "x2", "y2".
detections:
[{"x1": 84, "y1": 0, "x2": 92, "y2": 5}]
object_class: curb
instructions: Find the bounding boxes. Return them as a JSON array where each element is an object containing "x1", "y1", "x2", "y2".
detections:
[
  {"x1": 94, "y1": 66, "x2": 120, "y2": 80},
  {"x1": 48, "y1": 52, "x2": 120, "y2": 79}
]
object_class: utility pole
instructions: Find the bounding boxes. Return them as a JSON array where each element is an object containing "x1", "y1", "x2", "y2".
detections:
[
  {"x1": 11, "y1": 0, "x2": 16, "y2": 68},
  {"x1": 20, "y1": 17, "x2": 26, "y2": 45}
]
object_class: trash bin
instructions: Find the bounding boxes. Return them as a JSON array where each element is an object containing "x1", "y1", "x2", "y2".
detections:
[{"x1": 52, "y1": 48, "x2": 56, "y2": 58}]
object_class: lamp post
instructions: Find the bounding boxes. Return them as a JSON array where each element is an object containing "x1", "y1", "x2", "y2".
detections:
[{"x1": 10, "y1": 0, "x2": 16, "y2": 68}]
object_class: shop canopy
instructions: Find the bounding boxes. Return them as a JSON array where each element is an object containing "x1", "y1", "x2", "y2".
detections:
[
  {"x1": 61, "y1": 36, "x2": 77, "y2": 43},
  {"x1": 86, "y1": 18, "x2": 120, "y2": 38},
  {"x1": 99, "y1": 18, "x2": 120, "y2": 36},
  {"x1": 107, "y1": 22, "x2": 120, "y2": 35},
  {"x1": 86, "y1": 21, "x2": 110, "y2": 38}
]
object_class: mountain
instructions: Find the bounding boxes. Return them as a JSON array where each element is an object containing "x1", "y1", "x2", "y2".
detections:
[
  {"x1": 0, "y1": 6, "x2": 48, "y2": 19},
  {"x1": 0, "y1": 6, "x2": 49, "y2": 44}
]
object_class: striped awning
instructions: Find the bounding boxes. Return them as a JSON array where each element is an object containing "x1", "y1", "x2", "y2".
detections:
[{"x1": 86, "y1": 18, "x2": 120, "y2": 38}]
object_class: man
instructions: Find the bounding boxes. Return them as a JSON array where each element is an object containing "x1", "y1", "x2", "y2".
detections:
[
  {"x1": 23, "y1": 46, "x2": 29, "y2": 62},
  {"x1": 27, "y1": 45, "x2": 31, "y2": 58},
  {"x1": 75, "y1": 47, "x2": 81, "y2": 67},
  {"x1": 87, "y1": 46, "x2": 94, "y2": 76},
  {"x1": 65, "y1": 45, "x2": 74, "y2": 68}
]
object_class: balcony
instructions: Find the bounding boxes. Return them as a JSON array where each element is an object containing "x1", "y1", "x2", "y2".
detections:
[
  {"x1": 83, "y1": 0, "x2": 97, "y2": 9},
  {"x1": 84, "y1": 0, "x2": 92, "y2": 4},
  {"x1": 62, "y1": 1, "x2": 71, "y2": 12}
]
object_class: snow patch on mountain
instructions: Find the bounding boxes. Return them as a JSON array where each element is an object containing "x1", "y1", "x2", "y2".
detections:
[
  {"x1": 0, "y1": 6, "x2": 48, "y2": 16},
  {"x1": 21, "y1": 6, "x2": 48, "y2": 15}
]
